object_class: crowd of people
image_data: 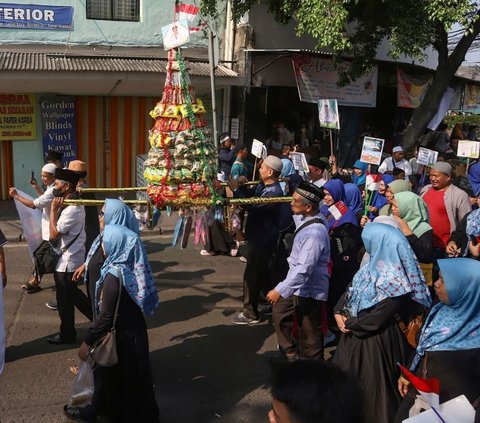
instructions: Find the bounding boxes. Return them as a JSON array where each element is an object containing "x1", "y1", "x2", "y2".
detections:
[
  {"x1": 1, "y1": 121, "x2": 479, "y2": 422},
  {"x1": 218, "y1": 126, "x2": 480, "y2": 422}
]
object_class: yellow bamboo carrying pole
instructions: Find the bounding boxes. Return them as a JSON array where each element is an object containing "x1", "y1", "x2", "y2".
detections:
[
  {"x1": 64, "y1": 196, "x2": 293, "y2": 207},
  {"x1": 79, "y1": 179, "x2": 290, "y2": 193}
]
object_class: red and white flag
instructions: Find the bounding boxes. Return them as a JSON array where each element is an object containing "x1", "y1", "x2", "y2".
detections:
[
  {"x1": 365, "y1": 172, "x2": 382, "y2": 191},
  {"x1": 399, "y1": 364, "x2": 440, "y2": 409},
  {"x1": 174, "y1": 3, "x2": 206, "y2": 32}
]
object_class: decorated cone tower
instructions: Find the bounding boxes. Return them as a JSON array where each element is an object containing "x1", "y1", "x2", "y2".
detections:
[{"x1": 144, "y1": 48, "x2": 219, "y2": 208}]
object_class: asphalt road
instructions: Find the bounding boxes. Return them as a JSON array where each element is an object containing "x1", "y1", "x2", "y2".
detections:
[{"x1": 0, "y1": 234, "x2": 277, "y2": 423}]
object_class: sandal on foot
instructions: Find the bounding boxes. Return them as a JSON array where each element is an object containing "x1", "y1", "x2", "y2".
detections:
[{"x1": 21, "y1": 281, "x2": 42, "y2": 293}]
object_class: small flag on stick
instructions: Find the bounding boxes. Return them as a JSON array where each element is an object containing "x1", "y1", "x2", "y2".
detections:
[{"x1": 399, "y1": 364, "x2": 446, "y2": 422}]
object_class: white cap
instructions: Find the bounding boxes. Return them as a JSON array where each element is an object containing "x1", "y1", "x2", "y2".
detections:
[
  {"x1": 392, "y1": 146, "x2": 404, "y2": 153},
  {"x1": 41, "y1": 163, "x2": 57, "y2": 175}
]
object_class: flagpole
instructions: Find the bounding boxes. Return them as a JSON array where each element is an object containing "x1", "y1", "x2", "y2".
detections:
[{"x1": 329, "y1": 129, "x2": 334, "y2": 158}]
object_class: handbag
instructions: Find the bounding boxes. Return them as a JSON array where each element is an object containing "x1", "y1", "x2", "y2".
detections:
[
  {"x1": 89, "y1": 271, "x2": 122, "y2": 367},
  {"x1": 34, "y1": 226, "x2": 83, "y2": 275},
  {"x1": 396, "y1": 314, "x2": 424, "y2": 348}
]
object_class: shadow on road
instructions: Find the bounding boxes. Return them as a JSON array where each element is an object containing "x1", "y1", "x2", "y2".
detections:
[
  {"x1": 147, "y1": 293, "x2": 230, "y2": 327},
  {"x1": 5, "y1": 327, "x2": 89, "y2": 362},
  {"x1": 151, "y1": 323, "x2": 274, "y2": 423}
]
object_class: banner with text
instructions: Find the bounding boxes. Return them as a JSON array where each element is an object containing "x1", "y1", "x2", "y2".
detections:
[
  {"x1": 292, "y1": 55, "x2": 378, "y2": 107},
  {"x1": 0, "y1": 4, "x2": 73, "y2": 30},
  {"x1": 0, "y1": 94, "x2": 36, "y2": 140},
  {"x1": 397, "y1": 68, "x2": 433, "y2": 108},
  {"x1": 40, "y1": 96, "x2": 77, "y2": 163}
]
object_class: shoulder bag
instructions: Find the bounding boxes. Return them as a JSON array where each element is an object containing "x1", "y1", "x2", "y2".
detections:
[
  {"x1": 35, "y1": 225, "x2": 84, "y2": 275},
  {"x1": 89, "y1": 270, "x2": 122, "y2": 367}
]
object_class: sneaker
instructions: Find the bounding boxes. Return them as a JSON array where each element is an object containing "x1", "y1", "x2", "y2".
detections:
[
  {"x1": 231, "y1": 312, "x2": 260, "y2": 325},
  {"x1": 46, "y1": 300, "x2": 58, "y2": 311}
]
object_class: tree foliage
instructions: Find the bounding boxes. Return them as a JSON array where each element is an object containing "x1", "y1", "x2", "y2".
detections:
[{"x1": 201, "y1": 0, "x2": 480, "y2": 148}]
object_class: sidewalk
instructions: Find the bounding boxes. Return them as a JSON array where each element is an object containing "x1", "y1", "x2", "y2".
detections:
[{"x1": 0, "y1": 199, "x2": 178, "y2": 243}]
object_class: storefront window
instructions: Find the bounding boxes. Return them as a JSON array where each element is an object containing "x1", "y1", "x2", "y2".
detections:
[{"x1": 86, "y1": 0, "x2": 139, "y2": 22}]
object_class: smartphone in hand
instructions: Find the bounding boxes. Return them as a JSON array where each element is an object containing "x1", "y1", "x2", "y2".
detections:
[{"x1": 30, "y1": 171, "x2": 36, "y2": 185}]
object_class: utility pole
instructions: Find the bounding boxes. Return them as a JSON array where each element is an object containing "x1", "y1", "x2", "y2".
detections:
[{"x1": 208, "y1": 29, "x2": 218, "y2": 146}]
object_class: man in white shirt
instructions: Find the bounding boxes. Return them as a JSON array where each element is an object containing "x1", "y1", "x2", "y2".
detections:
[
  {"x1": 46, "y1": 168, "x2": 92, "y2": 344},
  {"x1": 377, "y1": 146, "x2": 412, "y2": 179},
  {"x1": 9, "y1": 163, "x2": 57, "y2": 292}
]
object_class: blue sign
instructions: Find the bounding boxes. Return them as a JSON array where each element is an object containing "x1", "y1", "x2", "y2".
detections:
[
  {"x1": 0, "y1": 4, "x2": 73, "y2": 30},
  {"x1": 40, "y1": 96, "x2": 78, "y2": 165}
]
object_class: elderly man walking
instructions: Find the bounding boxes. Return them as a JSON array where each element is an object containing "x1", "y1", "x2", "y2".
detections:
[
  {"x1": 46, "y1": 168, "x2": 92, "y2": 344},
  {"x1": 229, "y1": 156, "x2": 292, "y2": 325},
  {"x1": 267, "y1": 182, "x2": 330, "y2": 360}
]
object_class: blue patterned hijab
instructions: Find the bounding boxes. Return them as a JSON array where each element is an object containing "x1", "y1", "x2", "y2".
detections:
[
  {"x1": 344, "y1": 183, "x2": 363, "y2": 215},
  {"x1": 466, "y1": 208, "x2": 480, "y2": 240},
  {"x1": 352, "y1": 160, "x2": 368, "y2": 187},
  {"x1": 411, "y1": 258, "x2": 480, "y2": 370},
  {"x1": 95, "y1": 224, "x2": 159, "y2": 316},
  {"x1": 345, "y1": 223, "x2": 431, "y2": 317},
  {"x1": 85, "y1": 199, "x2": 139, "y2": 269},
  {"x1": 103, "y1": 198, "x2": 139, "y2": 234}
]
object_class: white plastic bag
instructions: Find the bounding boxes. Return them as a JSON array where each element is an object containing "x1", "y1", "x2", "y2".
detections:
[{"x1": 68, "y1": 361, "x2": 94, "y2": 408}]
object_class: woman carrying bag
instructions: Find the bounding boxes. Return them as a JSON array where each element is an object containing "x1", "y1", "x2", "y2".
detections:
[{"x1": 66, "y1": 224, "x2": 159, "y2": 422}]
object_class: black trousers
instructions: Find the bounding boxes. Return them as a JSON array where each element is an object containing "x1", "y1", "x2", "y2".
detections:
[
  {"x1": 242, "y1": 245, "x2": 273, "y2": 319},
  {"x1": 294, "y1": 296, "x2": 324, "y2": 359},
  {"x1": 272, "y1": 297, "x2": 296, "y2": 355},
  {"x1": 54, "y1": 271, "x2": 93, "y2": 340}
]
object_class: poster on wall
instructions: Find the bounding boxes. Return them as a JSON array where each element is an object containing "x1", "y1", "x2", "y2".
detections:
[
  {"x1": 397, "y1": 68, "x2": 433, "y2": 108},
  {"x1": 40, "y1": 96, "x2": 77, "y2": 164},
  {"x1": 318, "y1": 99, "x2": 340, "y2": 130},
  {"x1": 0, "y1": 94, "x2": 36, "y2": 140},
  {"x1": 292, "y1": 55, "x2": 378, "y2": 107},
  {"x1": 0, "y1": 4, "x2": 74, "y2": 31},
  {"x1": 360, "y1": 136, "x2": 384, "y2": 165}
]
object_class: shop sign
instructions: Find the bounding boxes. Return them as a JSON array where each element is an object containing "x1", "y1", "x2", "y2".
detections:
[
  {"x1": 40, "y1": 96, "x2": 77, "y2": 164},
  {"x1": 0, "y1": 4, "x2": 73, "y2": 30},
  {"x1": 0, "y1": 94, "x2": 36, "y2": 140},
  {"x1": 292, "y1": 54, "x2": 378, "y2": 107}
]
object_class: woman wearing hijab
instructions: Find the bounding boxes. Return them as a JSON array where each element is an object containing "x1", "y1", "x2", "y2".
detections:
[
  {"x1": 73, "y1": 224, "x2": 159, "y2": 422},
  {"x1": 73, "y1": 198, "x2": 139, "y2": 313},
  {"x1": 367, "y1": 174, "x2": 395, "y2": 219},
  {"x1": 378, "y1": 179, "x2": 411, "y2": 216},
  {"x1": 333, "y1": 223, "x2": 431, "y2": 423},
  {"x1": 280, "y1": 158, "x2": 303, "y2": 195},
  {"x1": 351, "y1": 160, "x2": 368, "y2": 189},
  {"x1": 391, "y1": 191, "x2": 433, "y2": 264},
  {"x1": 321, "y1": 179, "x2": 362, "y2": 320},
  {"x1": 395, "y1": 258, "x2": 480, "y2": 422},
  {"x1": 468, "y1": 161, "x2": 480, "y2": 198},
  {"x1": 344, "y1": 183, "x2": 363, "y2": 223}
]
